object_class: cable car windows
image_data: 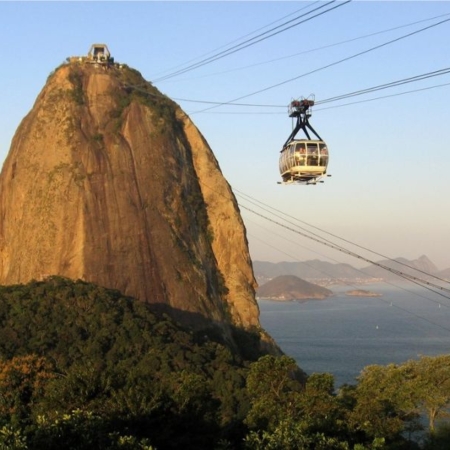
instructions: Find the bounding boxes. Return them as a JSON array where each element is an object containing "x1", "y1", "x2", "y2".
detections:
[
  {"x1": 319, "y1": 143, "x2": 328, "y2": 167},
  {"x1": 279, "y1": 139, "x2": 329, "y2": 183},
  {"x1": 290, "y1": 144, "x2": 296, "y2": 169},
  {"x1": 295, "y1": 152, "x2": 306, "y2": 166},
  {"x1": 307, "y1": 143, "x2": 319, "y2": 166},
  {"x1": 295, "y1": 143, "x2": 306, "y2": 153},
  {"x1": 279, "y1": 147, "x2": 287, "y2": 174},
  {"x1": 280, "y1": 144, "x2": 295, "y2": 174},
  {"x1": 294, "y1": 142, "x2": 306, "y2": 166}
]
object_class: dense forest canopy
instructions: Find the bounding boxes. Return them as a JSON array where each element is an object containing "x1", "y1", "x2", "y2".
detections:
[{"x1": 0, "y1": 277, "x2": 449, "y2": 449}]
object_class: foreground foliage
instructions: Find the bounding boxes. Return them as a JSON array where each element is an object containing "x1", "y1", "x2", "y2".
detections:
[{"x1": 0, "y1": 278, "x2": 449, "y2": 449}]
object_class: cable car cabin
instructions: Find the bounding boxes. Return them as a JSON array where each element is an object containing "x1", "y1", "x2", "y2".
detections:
[{"x1": 279, "y1": 139, "x2": 328, "y2": 184}]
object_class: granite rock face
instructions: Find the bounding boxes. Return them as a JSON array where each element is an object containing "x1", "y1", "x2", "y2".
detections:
[{"x1": 0, "y1": 62, "x2": 262, "y2": 342}]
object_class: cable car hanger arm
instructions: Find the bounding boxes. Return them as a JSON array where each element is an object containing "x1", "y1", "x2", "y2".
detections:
[{"x1": 282, "y1": 114, "x2": 323, "y2": 148}]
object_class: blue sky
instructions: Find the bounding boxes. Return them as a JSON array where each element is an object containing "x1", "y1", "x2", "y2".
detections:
[{"x1": 1, "y1": 1, "x2": 449, "y2": 269}]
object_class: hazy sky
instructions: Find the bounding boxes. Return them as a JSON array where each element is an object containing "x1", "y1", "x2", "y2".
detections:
[{"x1": 1, "y1": 1, "x2": 449, "y2": 269}]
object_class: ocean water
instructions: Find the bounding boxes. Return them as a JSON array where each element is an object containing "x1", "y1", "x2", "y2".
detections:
[{"x1": 258, "y1": 283, "x2": 450, "y2": 387}]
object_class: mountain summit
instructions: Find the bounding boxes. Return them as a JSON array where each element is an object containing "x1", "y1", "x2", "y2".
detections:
[{"x1": 0, "y1": 48, "x2": 263, "y2": 347}]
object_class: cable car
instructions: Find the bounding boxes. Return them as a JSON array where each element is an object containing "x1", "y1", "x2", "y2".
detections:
[{"x1": 279, "y1": 97, "x2": 330, "y2": 185}]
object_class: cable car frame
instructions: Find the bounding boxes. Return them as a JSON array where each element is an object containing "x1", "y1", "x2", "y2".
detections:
[{"x1": 279, "y1": 97, "x2": 330, "y2": 185}]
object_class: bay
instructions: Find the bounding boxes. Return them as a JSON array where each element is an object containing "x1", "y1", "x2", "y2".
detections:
[{"x1": 258, "y1": 283, "x2": 450, "y2": 387}]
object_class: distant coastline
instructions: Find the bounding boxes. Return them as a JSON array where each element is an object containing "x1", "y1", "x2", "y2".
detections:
[
  {"x1": 253, "y1": 255, "x2": 449, "y2": 288},
  {"x1": 257, "y1": 295, "x2": 329, "y2": 302},
  {"x1": 345, "y1": 289, "x2": 382, "y2": 297}
]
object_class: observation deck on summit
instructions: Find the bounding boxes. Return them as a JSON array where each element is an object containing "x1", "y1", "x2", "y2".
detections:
[
  {"x1": 86, "y1": 44, "x2": 114, "y2": 65},
  {"x1": 67, "y1": 44, "x2": 115, "y2": 66}
]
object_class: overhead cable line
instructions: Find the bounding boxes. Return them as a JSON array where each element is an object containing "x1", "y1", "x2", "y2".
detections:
[
  {"x1": 247, "y1": 225, "x2": 450, "y2": 334},
  {"x1": 150, "y1": 1, "x2": 321, "y2": 79},
  {"x1": 251, "y1": 226, "x2": 450, "y2": 333},
  {"x1": 171, "y1": 98, "x2": 283, "y2": 108},
  {"x1": 190, "y1": 172, "x2": 450, "y2": 299},
  {"x1": 196, "y1": 178, "x2": 450, "y2": 332},
  {"x1": 171, "y1": 67, "x2": 450, "y2": 109},
  {"x1": 380, "y1": 302, "x2": 450, "y2": 334},
  {"x1": 234, "y1": 191, "x2": 450, "y2": 294},
  {"x1": 153, "y1": 0, "x2": 338, "y2": 82},
  {"x1": 190, "y1": 17, "x2": 450, "y2": 114},
  {"x1": 153, "y1": 0, "x2": 350, "y2": 83},
  {"x1": 119, "y1": 78, "x2": 450, "y2": 293},
  {"x1": 316, "y1": 68, "x2": 450, "y2": 105},
  {"x1": 238, "y1": 202, "x2": 450, "y2": 300},
  {"x1": 190, "y1": 81, "x2": 450, "y2": 115},
  {"x1": 235, "y1": 189, "x2": 450, "y2": 287},
  {"x1": 163, "y1": 12, "x2": 450, "y2": 83},
  {"x1": 246, "y1": 218, "x2": 345, "y2": 267},
  {"x1": 153, "y1": 153, "x2": 450, "y2": 331},
  {"x1": 246, "y1": 218, "x2": 450, "y2": 311},
  {"x1": 192, "y1": 176, "x2": 450, "y2": 332},
  {"x1": 315, "y1": 81, "x2": 450, "y2": 111}
]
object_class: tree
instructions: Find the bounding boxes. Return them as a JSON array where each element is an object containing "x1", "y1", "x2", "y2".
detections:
[
  {"x1": 348, "y1": 363, "x2": 419, "y2": 443},
  {"x1": 406, "y1": 355, "x2": 450, "y2": 433},
  {"x1": 245, "y1": 355, "x2": 303, "y2": 431},
  {"x1": 299, "y1": 373, "x2": 340, "y2": 432},
  {"x1": 423, "y1": 421, "x2": 450, "y2": 450},
  {"x1": 244, "y1": 359, "x2": 352, "y2": 449},
  {"x1": 0, "y1": 355, "x2": 55, "y2": 425},
  {"x1": 31, "y1": 409, "x2": 156, "y2": 450}
]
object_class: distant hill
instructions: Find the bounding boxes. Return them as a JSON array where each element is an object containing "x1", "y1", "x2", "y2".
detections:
[
  {"x1": 359, "y1": 255, "x2": 440, "y2": 280},
  {"x1": 256, "y1": 275, "x2": 333, "y2": 301},
  {"x1": 254, "y1": 260, "x2": 367, "y2": 284},
  {"x1": 254, "y1": 255, "x2": 449, "y2": 284},
  {"x1": 438, "y1": 267, "x2": 450, "y2": 280}
]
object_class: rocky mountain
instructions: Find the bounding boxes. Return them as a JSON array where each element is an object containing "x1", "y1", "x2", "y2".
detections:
[
  {"x1": 0, "y1": 53, "x2": 268, "y2": 351},
  {"x1": 438, "y1": 267, "x2": 450, "y2": 280},
  {"x1": 254, "y1": 260, "x2": 368, "y2": 284},
  {"x1": 254, "y1": 255, "x2": 448, "y2": 284},
  {"x1": 257, "y1": 275, "x2": 333, "y2": 301},
  {"x1": 359, "y1": 255, "x2": 440, "y2": 280}
]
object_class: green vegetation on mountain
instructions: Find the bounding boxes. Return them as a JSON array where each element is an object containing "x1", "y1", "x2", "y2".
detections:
[
  {"x1": 0, "y1": 277, "x2": 253, "y2": 449},
  {"x1": 0, "y1": 278, "x2": 449, "y2": 449}
]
